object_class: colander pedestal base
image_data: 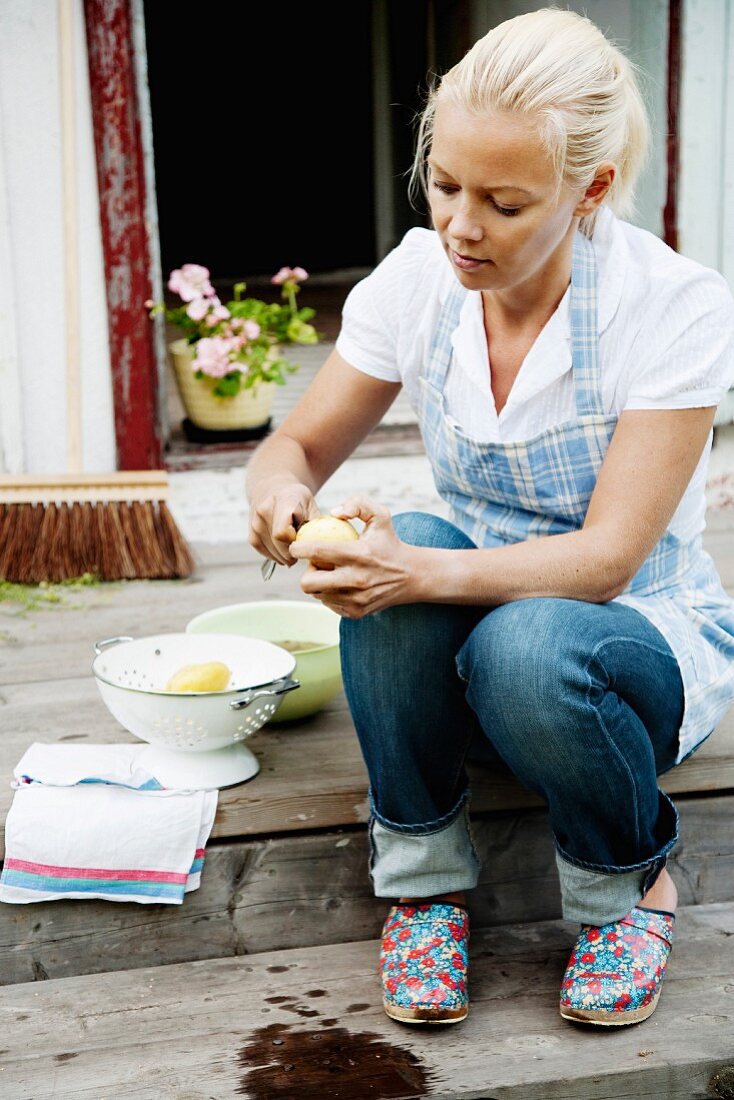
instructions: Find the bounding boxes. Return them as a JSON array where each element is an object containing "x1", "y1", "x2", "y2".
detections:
[{"x1": 138, "y1": 742, "x2": 260, "y2": 789}]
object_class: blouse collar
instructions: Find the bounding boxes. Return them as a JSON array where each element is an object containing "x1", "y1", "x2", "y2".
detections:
[{"x1": 450, "y1": 205, "x2": 628, "y2": 415}]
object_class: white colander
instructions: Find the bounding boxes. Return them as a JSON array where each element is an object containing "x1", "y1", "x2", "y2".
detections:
[{"x1": 92, "y1": 633, "x2": 299, "y2": 789}]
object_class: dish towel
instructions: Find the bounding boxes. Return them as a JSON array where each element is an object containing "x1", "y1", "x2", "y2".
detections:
[{"x1": 0, "y1": 743, "x2": 218, "y2": 905}]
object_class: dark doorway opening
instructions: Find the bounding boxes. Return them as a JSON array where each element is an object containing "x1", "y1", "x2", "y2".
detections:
[{"x1": 143, "y1": 1, "x2": 377, "y2": 280}]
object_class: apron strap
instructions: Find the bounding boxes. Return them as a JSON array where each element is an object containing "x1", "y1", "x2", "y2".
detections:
[
  {"x1": 425, "y1": 282, "x2": 466, "y2": 392},
  {"x1": 425, "y1": 230, "x2": 603, "y2": 416},
  {"x1": 570, "y1": 231, "x2": 603, "y2": 416}
]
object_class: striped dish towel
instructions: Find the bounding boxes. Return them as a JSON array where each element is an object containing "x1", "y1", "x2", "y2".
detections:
[{"x1": 0, "y1": 743, "x2": 218, "y2": 905}]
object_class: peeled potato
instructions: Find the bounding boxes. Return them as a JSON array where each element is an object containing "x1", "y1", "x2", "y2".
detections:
[
  {"x1": 295, "y1": 516, "x2": 358, "y2": 543},
  {"x1": 165, "y1": 661, "x2": 232, "y2": 693}
]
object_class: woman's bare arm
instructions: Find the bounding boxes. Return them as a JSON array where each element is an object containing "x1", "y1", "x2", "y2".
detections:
[
  {"x1": 246, "y1": 348, "x2": 401, "y2": 563},
  {"x1": 406, "y1": 405, "x2": 717, "y2": 606},
  {"x1": 290, "y1": 405, "x2": 717, "y2": 617}
]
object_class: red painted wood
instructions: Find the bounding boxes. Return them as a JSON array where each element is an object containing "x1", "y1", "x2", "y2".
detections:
[
  {"x1": 663, "y1": 0, "x2": 681, "y2": 252},
  {"x1": 83, "y1": 0, "x2": 162, "y2": 470}
]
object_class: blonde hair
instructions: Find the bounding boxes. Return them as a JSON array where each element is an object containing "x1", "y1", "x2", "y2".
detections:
[{"x1": 410, "y1": 7, "x2": 651, "y2": 236}]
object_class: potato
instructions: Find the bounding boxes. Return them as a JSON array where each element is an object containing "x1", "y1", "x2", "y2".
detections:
[
  {"x1": 164, "y1": 661, "x2": 232, "y2": 693},
  {"x1": 294, "y1": 516, "x2": 358, "y2": 543}
]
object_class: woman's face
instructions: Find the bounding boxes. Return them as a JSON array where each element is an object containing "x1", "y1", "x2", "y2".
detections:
[{"x1": 428, "y1": 101, "x2": 587, "y2": 294}]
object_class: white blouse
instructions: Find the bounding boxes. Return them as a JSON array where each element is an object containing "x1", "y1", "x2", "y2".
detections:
[{"x1": 335, "y1": 205, "x2": 734, "y2": 543}]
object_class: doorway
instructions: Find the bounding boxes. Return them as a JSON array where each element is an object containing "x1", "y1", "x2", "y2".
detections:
[
  {"x1": 142, "y1": 0, "x2": 468, "y2": 460},
  {"x1": 143, "y1": 2, "x2": 377, "y2": 279}
]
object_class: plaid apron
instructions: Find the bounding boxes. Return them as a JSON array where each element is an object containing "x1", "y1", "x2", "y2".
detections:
[{"x1": 416, "y1": 231, "x2": 734, "y2": 765}]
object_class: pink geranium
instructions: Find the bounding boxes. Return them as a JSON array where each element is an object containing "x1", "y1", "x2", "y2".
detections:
[
  {"x1": 192, "y1": 336, "x2": 239, "y2": 379},
  {"x1": 186, "y1": 295, "x2": 231, "y2": 322},
  {"x1": 147, "y1": 259, "x2": 320, "y2": 398},
  {"x1": 271, "y1": 266, "x2": 308, "y2": 285},
  {"x1": 168, "y1": 263, "x2": 216, "y2": 302},
  {"x1": 186, "y1": 297, "x2": 211, "y2": 322},
  {"x1": 230, "y1": 318, "x2": 261, "y2": 339}
]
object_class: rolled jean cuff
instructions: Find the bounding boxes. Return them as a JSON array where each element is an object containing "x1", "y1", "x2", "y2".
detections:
[
  {"x1": 554, "y1": 789, "x2": 679, "y2": 926},
  {"x1": 367, "y1": 787, "x2": 482, "y2": 898}
]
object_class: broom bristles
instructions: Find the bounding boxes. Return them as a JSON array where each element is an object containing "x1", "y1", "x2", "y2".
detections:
[
  {"x1": 158, "y1": 500, "x2": 196, "y2": 577},
  {"x1": 0, "y1": 499, "x2": 195, "y2": 583}
]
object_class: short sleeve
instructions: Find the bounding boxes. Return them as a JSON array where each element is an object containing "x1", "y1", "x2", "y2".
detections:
[
  {"x1": 335, "y1": 227, "x2": 436, "y2": 384},
  {"x1": 624, "y1": 269, "x2": 734, "y2": 410}
]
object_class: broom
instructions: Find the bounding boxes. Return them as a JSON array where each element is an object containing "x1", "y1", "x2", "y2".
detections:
[{"x1": 0, "y1": 0, "x2": 194, "y2": 584}]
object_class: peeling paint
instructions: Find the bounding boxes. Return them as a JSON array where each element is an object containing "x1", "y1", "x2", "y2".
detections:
[{"x1": 83, "y1": 0, "x2": 161, "y2": 470}]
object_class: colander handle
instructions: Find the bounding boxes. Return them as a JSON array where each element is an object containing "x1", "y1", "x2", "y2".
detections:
[
  {"x1": 94, "y1": 636, "x2": 134, "y2": 655},
  {"x1": 229, "y1": 677, "x2": 301, "y2": 710}
]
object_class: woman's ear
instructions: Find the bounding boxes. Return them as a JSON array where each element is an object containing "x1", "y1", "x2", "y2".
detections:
[{"x1": 574, "y1": 163, "x2": 616, "y2": 216}]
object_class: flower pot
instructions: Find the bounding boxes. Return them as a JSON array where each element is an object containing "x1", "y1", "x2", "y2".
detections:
[{"x1": 169, "y1": 338, "x2": 277, "y2": 430}]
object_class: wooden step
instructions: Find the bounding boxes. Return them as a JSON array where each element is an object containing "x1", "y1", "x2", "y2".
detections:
[
  {"x1": 1, "y1": 901, "x2": 732, "y2": 1099},
  {"x1": 2, "y1": 669, "x2": 734, "y2": 986},
  {"x1": 3, "y1": 517, "x2": 734, "y2": 984},
  {"x1": 2, "y1": 792, "x2": 733, "y2": 987},
  {"x1": 2, "y1": 680, "x2": 734, "y2": 854}
]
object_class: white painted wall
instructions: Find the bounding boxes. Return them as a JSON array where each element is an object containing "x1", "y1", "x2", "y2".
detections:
[
  {"x1": 0, "y1": 0, "x2": 115, "y2": 475},
  {"x1": 678, "y1": 0, "x2": 732, "y2": 275},
  {"x1": 678, "y1": 0, "x2": 734, "y2": 425}
]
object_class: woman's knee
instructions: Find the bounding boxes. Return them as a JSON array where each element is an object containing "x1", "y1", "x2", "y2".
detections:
[
  {"x1": 456, "y1": 599, "x2": 599, "y2": 747},
  {"x1": 456, "y1": 597, "x2": 581, "y2": 695},
  {"x1": 456, "y1": 599, "x2": 592, "y2": 785},
  {"x1": 392, "y1": 511, "x2": 476, "y2": 551}
]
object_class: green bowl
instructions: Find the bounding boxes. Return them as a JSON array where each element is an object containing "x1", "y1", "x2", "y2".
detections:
[{"x1": 185, "y1": 600, "x2": 342, "y2": 722}]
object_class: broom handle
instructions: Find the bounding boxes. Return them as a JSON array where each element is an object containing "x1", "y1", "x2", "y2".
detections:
[{"x1": 58, "y1": 0, "x2": 82, "y2": 474}]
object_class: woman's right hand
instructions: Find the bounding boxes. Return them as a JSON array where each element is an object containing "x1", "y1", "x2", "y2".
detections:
[
  {"x1": 248, "y1": 482, "x2": 322, "y2": 567},
  {"x1": 245, "y1": 347, "x2": 402, "y2": 568}
]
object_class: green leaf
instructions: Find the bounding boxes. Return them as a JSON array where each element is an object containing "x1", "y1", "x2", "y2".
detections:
[{"x1": 214, "y1": 373, "x2": 242, "y2": 397}]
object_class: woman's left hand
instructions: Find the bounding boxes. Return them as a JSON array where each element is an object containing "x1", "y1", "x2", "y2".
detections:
[{"x1": 288, "y1": 497, "x2": 417, "y2": 618}]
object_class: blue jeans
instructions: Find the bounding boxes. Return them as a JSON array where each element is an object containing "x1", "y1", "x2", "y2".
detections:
[{"x1": 339, "y1": 512, "x2": 688, "y2": 926}]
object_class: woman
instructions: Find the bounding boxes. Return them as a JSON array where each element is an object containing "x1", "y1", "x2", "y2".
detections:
[{"x1": 246, "y1": 8, "x2": 734, "y2": 1028}]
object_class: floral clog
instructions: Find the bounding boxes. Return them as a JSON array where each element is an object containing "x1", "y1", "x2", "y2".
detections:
[
  {"x1": 379, "y1": 902, "x2": 469, "y2": 1024},
  {"x1": 560, "y1": 905, "x2": 675, "y2": 1026}
]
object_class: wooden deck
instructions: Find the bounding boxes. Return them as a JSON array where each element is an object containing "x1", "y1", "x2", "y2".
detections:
[
  {"x1": 2, "y1": 511, "x2": 734, "y2": 1096},
  {"x1": 1, "y1": 901, "x2": 733, "y2": 1099}
]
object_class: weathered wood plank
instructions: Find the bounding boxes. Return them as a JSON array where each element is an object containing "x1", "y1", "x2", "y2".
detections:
[
  {"x1": 0, "y1": 902, "x2": 732, "y2": 1099},
  {"x1": 1, "y1": 795, "x2": 731, "y2": 986},
  {"x1": 1, "y1": 673, "x2": 734, "y2": 857},
  {"x1": 0, "y1": 559, "x2": 307, "y2": 683}
]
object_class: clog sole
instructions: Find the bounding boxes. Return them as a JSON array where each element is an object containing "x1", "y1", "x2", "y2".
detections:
[
  {"x1": 383, "y1": 997, "x2": 469, "y2": 1025},
  {"x1": 559, "y1": 986, "x2": 661, "y2": 1026}
]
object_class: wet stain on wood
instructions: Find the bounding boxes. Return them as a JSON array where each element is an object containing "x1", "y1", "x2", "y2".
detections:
[
  {"x1": 267, "y1": 965, "x2": 290, "y2": 973},
  {"x1": 237, "y1": 1021, "x2": 432, "y2": 1098},
  {"x1": 261, "y1": 994, "x2": 323, "y2": 1018},
  {"x1": 346, "y1": 1003, "x2": 371, "y2": 1013},
  {"x1": 273, "y1": 1001, "x2": 321, "y2": 1019},
  {"x1": 710, "y1": 1065, "x2": 734, "y2": 1099}
]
